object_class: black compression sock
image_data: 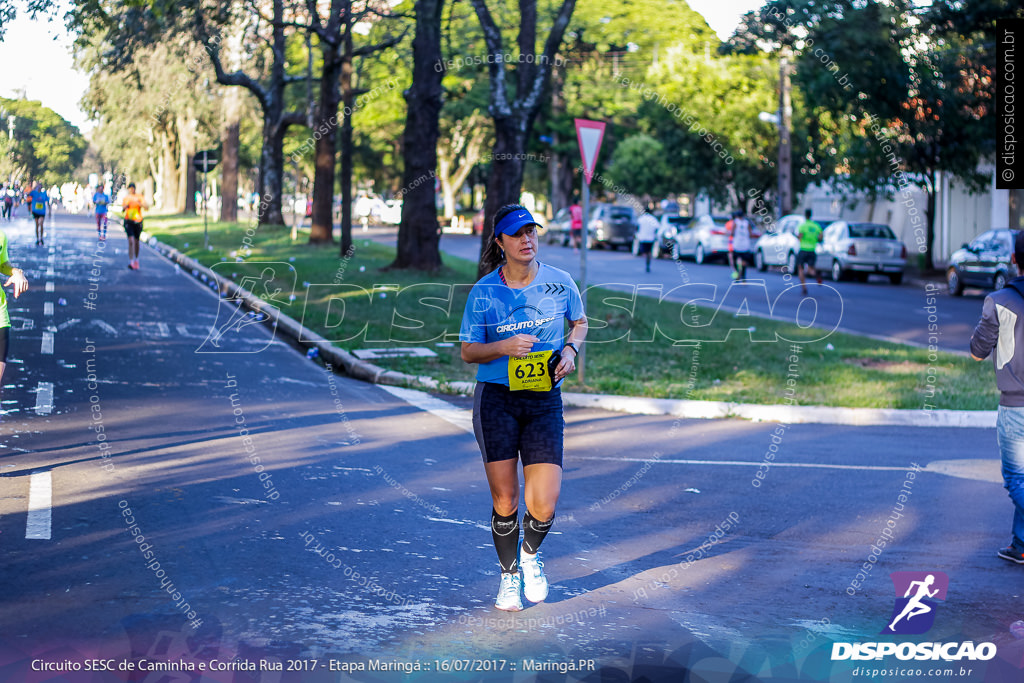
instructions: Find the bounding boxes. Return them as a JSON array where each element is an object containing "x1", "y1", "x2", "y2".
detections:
[
  {"x1": 522, "y1": 510, "x2": 553, "y2": 555},
  {"x1": 491, "y1": 508, "x2": 520, "y2": 573}
]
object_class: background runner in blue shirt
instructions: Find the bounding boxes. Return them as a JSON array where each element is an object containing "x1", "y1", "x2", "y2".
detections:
[
  {"x1": 27, "y1": 182, "x2": 48, "y2": 246},
  {"x1": 460, "y1": 203, "x2": 588, "y2": 612},
  {"x1": 93, "y1": 184, "x2": 111, "y2": 240}
]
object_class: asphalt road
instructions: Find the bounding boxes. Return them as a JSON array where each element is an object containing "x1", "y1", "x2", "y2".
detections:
[
  {"x1": 424, "y1": 230, "x2": 988, "y2": 355},
  {"x1": 0, "y1": 214, "x2": 1021, "y2": 682}
]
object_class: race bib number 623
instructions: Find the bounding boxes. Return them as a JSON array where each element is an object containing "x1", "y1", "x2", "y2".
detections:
[{"x1": 509, "y1": 350, "x2": 553, "y2": 392}]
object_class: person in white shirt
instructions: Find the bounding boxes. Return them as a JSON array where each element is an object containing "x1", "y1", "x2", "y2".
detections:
[{"x1": 636, "y1": 210, "x2": 659, "y2": 273}]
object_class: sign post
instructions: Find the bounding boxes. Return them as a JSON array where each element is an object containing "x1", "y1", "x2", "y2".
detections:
[
  {"x1": 193, "y1": 150, "x2": 220, "y2": 248},
  {"x1": 573, "y1": 119, "x2": 606, "y2": 386}
]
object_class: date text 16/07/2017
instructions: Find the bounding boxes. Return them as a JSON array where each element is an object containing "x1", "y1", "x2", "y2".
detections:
[{"x1": 328, "y1": 658, "x2": 599, "y2": 673}]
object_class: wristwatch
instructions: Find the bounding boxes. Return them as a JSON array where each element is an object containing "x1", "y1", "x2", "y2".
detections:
[{"x1": 563, "y1": 342, "x2": 579, "y2": 356}]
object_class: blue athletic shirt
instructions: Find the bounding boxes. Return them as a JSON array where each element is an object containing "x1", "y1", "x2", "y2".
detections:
[
  {"x1": 28, "y1": 189, "x2": 48, "y2": 216},
  {"x1": 93, "y1": 192, "x2": 110, "y2": 215},
  {"x1": 460, "y1": 262, "x2": 585, "y2": 387}
]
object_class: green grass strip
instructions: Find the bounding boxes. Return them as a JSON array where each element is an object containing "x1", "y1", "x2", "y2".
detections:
[{"x1": 146, "y1": 215, "x2": 998, "y2": 410}]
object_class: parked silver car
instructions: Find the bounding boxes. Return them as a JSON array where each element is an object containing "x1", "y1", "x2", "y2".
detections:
[
  {"x1": 674, "y1": 214, "x2": 761, "y2": 264},
  {"x1": 672, "y1": 214, "x2": 732, "y2": 264},
  {"x1": 819, "y1": 221, "x2": 907, "y2": 284}
]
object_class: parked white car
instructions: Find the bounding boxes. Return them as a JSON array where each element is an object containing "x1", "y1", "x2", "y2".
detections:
[
  {"x1": 754, "y1": 214, "x2": 802, "y2": 272},
  {"x1": 754, "y1": 214, "x2": 836, "y2": 273}
]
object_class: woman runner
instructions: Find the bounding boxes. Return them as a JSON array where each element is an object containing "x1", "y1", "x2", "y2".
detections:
[{"x1": 460, "y1": 204, "x2": 588, "y2": 611}]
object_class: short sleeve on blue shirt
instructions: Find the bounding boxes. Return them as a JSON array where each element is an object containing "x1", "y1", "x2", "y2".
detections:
[{"x1": 460, "y1": 263, "x2": 584, "y2": 386}]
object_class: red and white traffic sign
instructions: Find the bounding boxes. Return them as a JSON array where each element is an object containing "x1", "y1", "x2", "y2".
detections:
[{"x1": 574, "y1": 119, "x2": 606, "y2": 184}]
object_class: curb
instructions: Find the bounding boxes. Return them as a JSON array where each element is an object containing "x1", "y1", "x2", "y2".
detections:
[
  {"x1": 557, "y1": 394, "x2": 995, "y2": 428},
  {"x1": 143, "y1": 233, "x2": 447, "y2": 390},
  {"x1": 142, "y1": 234, "x2": 996, "y2": 428}
]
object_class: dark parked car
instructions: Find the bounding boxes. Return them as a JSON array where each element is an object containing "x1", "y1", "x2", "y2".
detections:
[
  {"x1": 588, "y1": 204, "x2": 637, "y2": 250},
  {"x1": 947, "y1": 228, "x2": 1022, "y2": 296}
]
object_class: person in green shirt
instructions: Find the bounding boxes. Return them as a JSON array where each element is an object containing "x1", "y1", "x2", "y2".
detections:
[
  {"x1": 796, "y1": 209, "x2": 823, "y2": 295},
  {"x1": 0, "y1": 228, "x2": 29, "y2": 386}
]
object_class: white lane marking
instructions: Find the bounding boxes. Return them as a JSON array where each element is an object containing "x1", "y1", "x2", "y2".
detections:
[
  {"x1": 378, "y1": 385, "x2": 474, "y2": 434},
  {"x1": 157, "y1": 322, "x2": 170, "y2": 337},
  {"x1": 41, "y1": 331, "x2": 54, "y2": 355},
  {"x1": 43, "y1": 302, "x2": 54, "y2": 316},
  {"x1": 26, "y1": 471, "x2": 52, "y2": 540},
  {"x1": 45, "y1": 268, "x2": 55, "y2": 278},
  {"x1": 575, "y1": 455, "x2": 913, "y2": 472},
  {"x1": 34, "y1": 381, "x2": 54, "y2": 416},
  {"x1": 45, "y1": 282, "x2": 54, "y2": 292},
  {"x1": 47, "y1": 254, "x2": 55, "y2": 265},
  {"x1": 92, "y1": 320, "x2": 118, "y2": 336},
  {"x1": 176, "y1": 324, "x2": 189, "y2": 336}
]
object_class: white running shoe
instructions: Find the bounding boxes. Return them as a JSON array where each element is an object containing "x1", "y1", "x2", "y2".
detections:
[
  {"x1": 519, "y1": 546, "x2": 548, "y2": 603},
  {"x1": 495, "y1": 572, "x2": 523, "y2": 611}
]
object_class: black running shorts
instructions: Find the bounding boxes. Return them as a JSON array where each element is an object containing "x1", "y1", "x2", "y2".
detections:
[
  {"x1": 472, "y1": 382, "x2": 564, "y2": 467},
  {"x1": 0, "y1": 326, "x2": 10, "y2": 363},
  {"x1": 796, "y1": 250, "x2": 817, "y2": 269},
  {"x1": 124, "y1": 219, "x2": 143, "y2": 239}
]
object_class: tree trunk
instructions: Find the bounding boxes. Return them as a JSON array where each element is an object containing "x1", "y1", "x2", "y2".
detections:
[
  {"x1": 925, "y1": 180, "x2": 937, "y2": 272},
  {"x1": 390, "y1": 0, "x2": 444, "y2": 271},
  {"x1": 158, "y1": 130, "x2": 178, "y2": 212},
  {"x1": 477, "y1": 119, "x2": 526, "y2": 278},
  {"x1": 257, "y1": 111, "x2": 287, "y2": 226},
  {"x1": 547, "y1": 61, "x2": 570, "y2": 214},
  {"x1": 469, "y1": 0, "x2": 577, "y2": 276},
  {"x1": 220, "y1": 88, "x2": 242, "y2": 223},
  {"x1": 184, "y1": 154, "x2": 197, "y2": 215},
  {"x1": 309, "y1": 38, "x2": 343, "y2": 244},
  {"x1": 178, "y1": 114, "x2": 198, "y2": 215},
  {"x1": 339, "y1": 20, "x2": 355, "y2": 256}
]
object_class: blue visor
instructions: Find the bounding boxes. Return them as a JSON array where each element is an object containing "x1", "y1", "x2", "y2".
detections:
[{"x1": 494, "y1": 209, "x2": 541, "y2": 237}]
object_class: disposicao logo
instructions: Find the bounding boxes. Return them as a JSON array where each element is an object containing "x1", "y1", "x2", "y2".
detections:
[
  {"x1": 831, "y1": 572, "x2": 997, "y2": 663},
  {"x1": 883, "y1": 571, "x2": 948, "y2": 635}
]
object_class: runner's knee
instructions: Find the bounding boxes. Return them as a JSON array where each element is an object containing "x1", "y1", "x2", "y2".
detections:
[{"x1": 491, "y1": 495, "x2": 518, "y2": 517}]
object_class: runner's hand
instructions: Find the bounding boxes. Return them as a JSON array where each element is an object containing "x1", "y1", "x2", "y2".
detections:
[
  {"x1": 554, "y1": 349, "x2": 576, "y2": 381},
  {"x1": 504, "y1": 334, "x2": 539, "y2": 359},
  {"x1": 5, "y1": 269, "x2": 28, "y2": 298}
]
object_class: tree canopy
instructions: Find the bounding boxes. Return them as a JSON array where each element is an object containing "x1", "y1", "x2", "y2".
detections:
[{"x1": 0, "y1": 97, "x2": 87, "y2": 186}]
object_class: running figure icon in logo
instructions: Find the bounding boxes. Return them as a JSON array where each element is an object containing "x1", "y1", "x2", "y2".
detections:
[
  {"x1": 198, "y1": 262, "x2": 295, "y2": 353},
  {"x1": 883, "y1": 571, "x2": 949, "y2": 635}
]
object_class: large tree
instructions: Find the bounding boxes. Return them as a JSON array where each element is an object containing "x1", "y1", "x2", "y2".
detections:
[
  {"x1": 0, "y1": 97, "x2": 86, "y2": 186},
  {"x1": 470, "y1": 0, "x2": 577, "y2": 277},
  {"x1": 193, "y1": 1, "x2": 308, "y2": 227},
  {"x1": 790, "y1": 0, "x2": 991, "y2": 269},
  {"x1": 390, "y1": 0, "x2": 445, "y2": 271},
  {"x1": 71, "y1": 0, "x2": 313, "y2": 226},
  {"x1": 304, "y1": 0, "x2": 404, "y2": 251},
  {"x1": 77, "y1": 38, "x2": 219, "y2": 212},
  {"x1": 726, "y1": 0, "x2": 998, "y2": 268}
]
